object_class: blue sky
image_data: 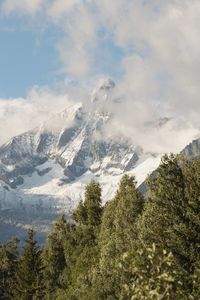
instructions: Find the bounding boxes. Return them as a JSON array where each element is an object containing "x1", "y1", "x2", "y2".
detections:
[
  {"x1": 0, "y1": 15, "x2": 63, "y2": 98},
  {"x1": 0, "y1": 11, "x2": 124, "y2": 98}
]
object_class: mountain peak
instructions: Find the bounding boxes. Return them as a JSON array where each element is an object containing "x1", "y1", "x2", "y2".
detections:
[
  {"x1": 91, "y1": 78, "x2": 115, "y2": 103},
  {"x1": 97, "y1": 78, "x2": 115, "y2": 90}
]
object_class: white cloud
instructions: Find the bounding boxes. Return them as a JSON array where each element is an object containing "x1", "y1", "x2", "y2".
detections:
[
  {"x1": 93, "y1": 0, "x2": 200, "y2": 132},
  {"x1": 1, "y1": 0, "x2": 200, "y2": 153},
  {"x1": 1, "y1": 0, "x2": 46, "y2": 15},
  {"x1": 0, "y1": 86, "x2": 71, "y2": 145},
  {"x1": 53, "y1": 2, "x2": 99, "y2": 78},
  {"x1": 47, "y1": 0, "x2": 79, "y2": 20}
]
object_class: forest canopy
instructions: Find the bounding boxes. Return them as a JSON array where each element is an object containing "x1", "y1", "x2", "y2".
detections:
[{"x1": 0, "y1": 154, "x2": 200, "y2": 300}]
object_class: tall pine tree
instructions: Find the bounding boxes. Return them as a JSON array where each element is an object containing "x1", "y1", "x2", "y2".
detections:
[
  {"x1": 43, "y1": 214, "x2": 68, "y2": 299},
  {"x1": 14, "y1": 229, "x2": 44, "y2": 300},
  {"x1": 0, "y1": 237, "x2": 19, "y2": 299},
  {"x1": 53, "y1": 181, "x2": 103, "y2": 299},
  {"x1": 137, "y1": 154, "x2": 200, "y2": 297},
  {"x1": 114, "y1": 174, "x2": 144, "y2": 252},
  {"x1": 92, "y1": 175, "x2": 144, "y2": 299}
]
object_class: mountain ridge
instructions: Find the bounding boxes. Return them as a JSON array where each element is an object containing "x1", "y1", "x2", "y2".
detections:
[{"x1": 0, "y1": 79, "x2": 198, "y2": 243}]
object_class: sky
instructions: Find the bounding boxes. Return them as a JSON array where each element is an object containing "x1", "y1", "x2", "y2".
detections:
[{"x1": 0, "y1": 0, "x2": 200, "y2": 152}]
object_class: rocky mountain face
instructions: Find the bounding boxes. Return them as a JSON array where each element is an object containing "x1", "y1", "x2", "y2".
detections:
[
  {"x1": 0, "y1": 79, "x2": 162, "y2": 243},
  {"x1": 181, "y1": 138, "x2": 200, "y2": 158}
]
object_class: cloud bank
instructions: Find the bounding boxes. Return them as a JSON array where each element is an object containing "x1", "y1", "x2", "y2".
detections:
[
  {"x1": 1, "y1": 0, "x2": 200, "y2": 153},
  {"x1": 0, "y1": 87, "x2": 72, "y2": 145}
]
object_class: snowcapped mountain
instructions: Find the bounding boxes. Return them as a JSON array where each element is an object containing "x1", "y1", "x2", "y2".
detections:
[{"x1": 0, "y1": 79, "x2": 161, "y2": 243}]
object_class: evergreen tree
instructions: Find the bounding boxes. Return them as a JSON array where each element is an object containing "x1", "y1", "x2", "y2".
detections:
[
  {"x1": 180, "y1": 157, "x2": 200, "y2": 266},
  {"x1": 114, "y1": 174, "x2": 144, "y2": 252},
  {"x1": 0, "y1": 237, "x2": 19, "y2": 299},
  {"x1": 43, "y1": 214, "x2": 68, "y2": 299},
  {"x1": 72, "y1": 200, "x2": 87, "y2": 225},
  {"x1": 192, "y1": 260, "x2": 200, "y2": 299},
  {"x1": 2, "y1": 155, "x2": 200, "y2": 299},
  {"x1": 62, "y1": 181, "x2": 102, "y2": 299},
  {"x1": 92, "y1": 199, "x2": 119, "y2": 300},
  {"x1": 93, "y1": 175, "x2": 144, "y2": 299},
  {"x1": 69, "y1": 180, "x2": 103, "y2": 256},
  {"x1": 14, "y1": 229, "x2": 44, "y2": 300},
  {"x1": 138, "y1": 155, "x2": 184, "y2": 258},
  {"x1": 66, "y1": 246, "x2": 99, "y2": 300},
  {"x1": 73, "y1": 180, "x2": 102, "y2": 228},
  {"x1": 139, "y1": 154, "x2": 200, "y2": 271}
]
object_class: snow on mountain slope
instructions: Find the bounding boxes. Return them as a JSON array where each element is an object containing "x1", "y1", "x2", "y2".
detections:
[
  {"x1": 0, "y1": 79, "x2": 162, "y2": 243},
  {"x1": 23, "y1": 154, "x2": 161, "y2": 205}
]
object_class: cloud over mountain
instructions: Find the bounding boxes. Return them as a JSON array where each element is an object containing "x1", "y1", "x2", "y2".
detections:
[
  {"x1": 0, "y1": 0, "x2": 200, "y2": 152},
  {"x1": 0, "y1": 86, "x2": 72, "y2": 145}
]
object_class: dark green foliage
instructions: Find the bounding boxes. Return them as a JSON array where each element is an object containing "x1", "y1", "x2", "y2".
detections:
[
  {"x1": 63, "y1": 180, "x2": 103, "y2": 299},
  {"x1": 139, "y1": 155, "x2": 200, "y2": 271},
  {"x1": 0, "y1": 238, "x2": 19, "y2": 299},
  {"x1": 72, "y1": 200, "x2": 87, "y2": 225},
  {"x1": 92, "y1": 175, "x2": 145, "y2": 299},
  {"x1": 192, "y1": 260, "x2": 200, "y2": 299},
  {"x1": 73, "y1": 180, "x2": 102, "y2": 228},
  {"x1": 114, "y1": 174, "x2": 144, "y2": 251},
  {"x1": 70, "y1": 180, "x2": 103, "y2": 260},
  {"x1": 180, "y1": 157, "x2": 200, "y2": 265},
  {"x1": 139, "y1": 154, "x2": 185, "y2": 243},
  {"x1": 66, "y1": 246, "x2": 99, "y2": 300},
  {"x1": 14, "y1": 229, "x2": 44, "y2": 300},
  {"x1": 91, "y1": 199, "x2": 119, "y2": 299},
  {"x1": 1, "y1": 155, "x2": 200, "y2": 299},
  {"x1": 43, "y1": 214, "x2": 68, "y2": 299}
]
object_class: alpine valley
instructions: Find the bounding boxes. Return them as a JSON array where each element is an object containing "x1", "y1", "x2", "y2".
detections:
[{"x1": 0, "y1": 79, "x2": 197, "y2": 243}]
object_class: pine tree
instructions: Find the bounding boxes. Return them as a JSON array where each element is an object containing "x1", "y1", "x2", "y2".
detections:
[
  {"x1": 66, "y1": 246, "x2": 100, "y2": 300},
  {"x1": 114, "y1": 174, "x2": 144, "y2": 252},
  {"x1": 138, "y1": 155, "x2": 183, "y2": 251},
  {"x1": 3, "y1": 156, "x2": 199, "y2": 299},
  {"x1": 73, "y1": 180, "x2": 102, "y2": 228},
  {"x1": 14, "y1": 229, "x2": 44, "y2": 300},
  {"x1": 63, "y1": 181, "x2": 103, "y2": 299},
  {"x1": 192, "y1": 260, "x2": 200, "y2": 299},
  {"x1": 92, "y1": 199, "x2": 119, "y2": 300},
  {"x1": 135, "y1": 154, "x2": 200, "y2": 300},
  {"x1": 92, "y1": 175, "x2": 144, "y2": 299},
  {"x1": 139, "y1": 154, "x2": 200, "y2": 271},
  {"x1": 70, "y1": 180, "x2": 103, "y2": 251},
  {"x1": 180, "y1": 157, "x2": 200, "y2": 266},
  {"x1": 72, "y1": 200, "x2": 87, "y2": 225},
  {"x1": 43, "y1": 214, "x2": 68, "y2": 299},
  {"x1": 0, "y1": 237, "x2": 19, "y2": 299}
]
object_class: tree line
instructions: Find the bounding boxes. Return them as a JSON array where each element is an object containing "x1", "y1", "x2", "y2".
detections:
[{"x1": 0, "y1": 154, "x2": 200, "y2": 299}]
